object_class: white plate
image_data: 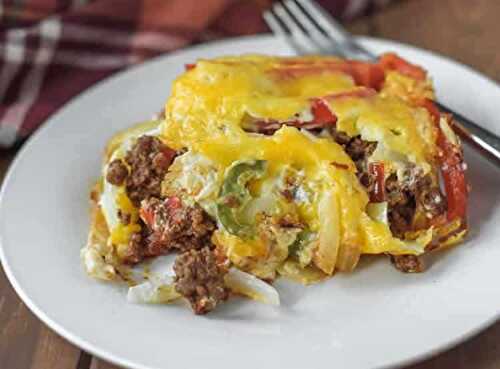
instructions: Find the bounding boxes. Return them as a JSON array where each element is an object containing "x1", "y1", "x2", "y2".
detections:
[{"x1": 1, "y1": 35, "x2": 500, "y2": 369}]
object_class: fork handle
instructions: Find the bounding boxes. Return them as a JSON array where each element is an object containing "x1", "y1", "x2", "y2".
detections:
[{"x1": 436, "y1": 102, "x2": 500, "y2": 168}]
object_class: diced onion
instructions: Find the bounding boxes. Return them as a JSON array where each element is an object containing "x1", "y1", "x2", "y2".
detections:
[
  {"x1": 439, "y1": 116, "x2": 459, "y2": 146},
  {"x1": 277, "y1": 260, "x2": 327, "y2": 285},
  {"x1": 225, "y1": 268, "x2": 280, "y2": 306},
  {"x1": 127, "y1": 276, "x2": 180, "y2": 304},
  {"x1": 147, "y1": 254, "x2": 176, "y2": 278},
  {"x1": 313, "y1": 189, "x2": 340, "y2": 275},
  {"x1": 366, "y1": 202, "x2": 389, "y2": 225},
  {"x1": 80, "y1": 246, "x2": 116, "y2": 281}
]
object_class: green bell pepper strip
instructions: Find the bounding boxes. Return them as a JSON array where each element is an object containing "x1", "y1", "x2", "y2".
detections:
[
  {"x1": 288, "y1": 229, "x2": 314, "y2": 257},
  {"x1": 216, "y1": 160, "x2": 267, "y2": 237}
]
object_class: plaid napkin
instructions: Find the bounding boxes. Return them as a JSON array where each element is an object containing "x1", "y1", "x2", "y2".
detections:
[{"x1": 0, "y1": 0, "x2": 391, "y2": 148}]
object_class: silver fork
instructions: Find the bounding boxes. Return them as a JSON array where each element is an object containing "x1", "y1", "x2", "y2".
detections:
[{"x1": 264, "y1": 0, "x2": 500, "y2": 169}]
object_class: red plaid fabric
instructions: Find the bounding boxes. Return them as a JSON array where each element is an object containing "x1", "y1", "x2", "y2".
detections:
[{"x1": 0, "y1": 0, "x2": 391, "y2": 147}]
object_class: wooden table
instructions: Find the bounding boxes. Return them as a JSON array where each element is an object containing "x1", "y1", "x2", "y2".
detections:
[{"x1": 1, "y1": 0, "x2": 499, "y2": 368}]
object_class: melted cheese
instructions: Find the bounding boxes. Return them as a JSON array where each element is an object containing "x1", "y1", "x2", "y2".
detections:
[
  {"x1": 161, "y1": 55, "x2": 438, "y2": 260},
  {"x1": 110, "y1": 190, "x2": 141, "y2": 245},
  {"x1": 164, "y1": 56, "x2": 436, "y2": 165},
  {"x1": 332, "y1": 95, "x2": 435, "y2": 170}
]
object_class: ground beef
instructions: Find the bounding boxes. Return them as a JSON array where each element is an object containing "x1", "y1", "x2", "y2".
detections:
[
  {"x1": 124, "y1": 135, "x2": 176, "y2": 206},
  {"x1": 391, "y1": 254, "x2": 424, "y2": 273},
  {"x1": 119, "y1": 197, "x2": 216, "y2": 265},
  {"x1": 329, "y1": 128, "x2": 351, "y2": 145},
  {"x1": 174, "y1": 247, "x2": 229, "y2": 314},
  {"x1": 117, "y1": 209, "x2": 131, "y2": 225},
  {"x1": 141, "y1": 197, "x2": 216, "y2": 257},
  {"x1": 343, "y1": 136, "x2": 378, "y2": 163},
  {"x1": 328, "y1": 128, "x2": 378, "y2": 194},
  {"x1": 280, "y1": 188, "x2": 294, "y2": 202},
  {"x1": 121, "y1": 232, "x2": 144, "y2": 264},
  {"x1": 415, "y1": 175, "x2": 447, "y2": 218},
  {"x1": 386, "y1": 171, "x2": 446, "y2": 237},
  {"x1": 386, "y1": 173, "x2": 416, "y2": 237},
  {"x1": 106, "y1": 159, "x2": 128, "y2": 186},
  {"x1": 327, "y1": 128, "x2": 446, "y2": 238},
  {"x1": 278, "y1": 214, "x2": 303, "y2": 229}
]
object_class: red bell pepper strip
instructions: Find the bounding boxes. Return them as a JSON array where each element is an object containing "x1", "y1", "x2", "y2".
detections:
[
  {"x1": 161, "y1": 146, "x2": 177, "y2": 165},
  {"x1": 436, "y1": 116, "x2": 468, "y2": 221},
  {"x1": 330, "y1": 162, "x2": 349, "y2": 170},
  {"x1": 139, "y1": 206, "x2": 155, "y2": 229},
  {"x1": 417, "y1": 99, "x2": 468, "y2": 222},
  {"x1": 368, "y1": 162, "x2": 386, "y2": 202},
  {"x1": 269, "y1": 61, "x2": 386, "y2": 90},
  {"x1": 418, "y1": 98, "x2": 440, "y2": 124},
  {"x1": 346, "y1": 61, "x2": 385, "y2": 90},
  {"x1": 185, "y1": 63, "x2": 196, "y2": 71},
  {"x1": 379, "y1": 53, "x2": 427, "y2": 81},
  {"x1": 243, "y1": 99, "x2": 337, "y2": 134},
  {"x1": 310, "y1": 98, "x2": 337, "y2": 125},
  {"x1": 139, "y1": 196, "x2": 183, "y2": 229}
]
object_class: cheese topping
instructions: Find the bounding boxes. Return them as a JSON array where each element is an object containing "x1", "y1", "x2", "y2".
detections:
[{"x1": 160, "y1": 55, "x2": 438, "y2": 267}]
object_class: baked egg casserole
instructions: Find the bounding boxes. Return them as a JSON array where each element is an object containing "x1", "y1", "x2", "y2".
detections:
[{"x1": 81, "y1": 54, "x2": 468, "y2": 314}]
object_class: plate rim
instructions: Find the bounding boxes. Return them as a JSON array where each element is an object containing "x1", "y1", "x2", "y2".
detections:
[{"x1": 0, "y1": 34, "x2": 499, "y2": 369}]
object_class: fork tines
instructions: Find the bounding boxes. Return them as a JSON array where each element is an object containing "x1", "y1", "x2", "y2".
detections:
[{"x1": 264, "y1": 0, "x2": 375, "y2": 60}]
